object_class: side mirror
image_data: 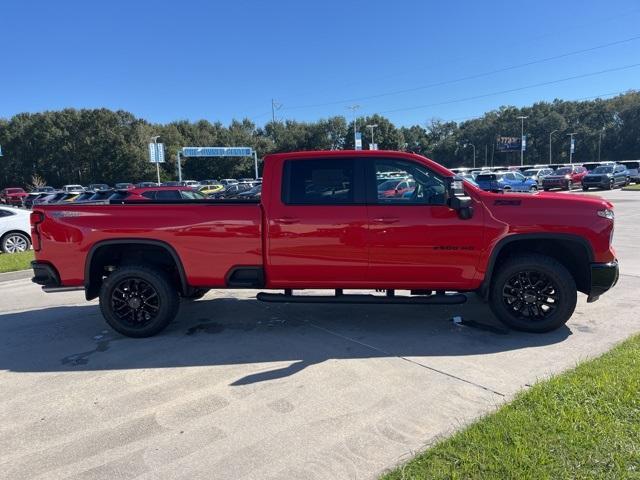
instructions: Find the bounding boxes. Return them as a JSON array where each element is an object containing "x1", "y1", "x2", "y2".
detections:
[{"x1": 447, "y1": 176, "x2": 474, "y2": 220}]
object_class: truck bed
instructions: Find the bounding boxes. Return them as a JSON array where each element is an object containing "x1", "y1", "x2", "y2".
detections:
[{"x1": 35, "y1": 202, "x2": 263, "y2": 287}]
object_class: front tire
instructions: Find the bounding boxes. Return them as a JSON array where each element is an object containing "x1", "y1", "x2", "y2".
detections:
[
  {"x1": 99, "y1": 265, "x2": 179, "y2": 338},
  {"x1": 489, "y1": 254, "x2": 577, "y2": 333},
  {"x1": 1, "y1": 232, "x2": 31, "y2": 253}
]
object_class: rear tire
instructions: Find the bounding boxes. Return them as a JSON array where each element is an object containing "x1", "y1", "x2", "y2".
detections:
[
  {"x1": 489, "y1": 254, "x2": 577, "y2": 333},
  {"x1": 582, "y1": 186, "x2": 589, "y2": 191},
  {"x1": 99, "y1": 265, "x2": 179, "y2": 338},
  {"x1": 529, "y1": 185, "x2": 538, "y2": 192}
]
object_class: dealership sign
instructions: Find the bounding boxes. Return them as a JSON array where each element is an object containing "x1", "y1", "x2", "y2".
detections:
[
  {"x1": 496, "y1": 136, "x2": 521, "y2": 152},
  {"x1": 182, "y1": 147, "x2": 253, "y2": 157}
]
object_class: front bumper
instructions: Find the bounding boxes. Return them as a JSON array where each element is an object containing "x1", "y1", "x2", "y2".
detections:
[{"x1": 587, "y1": 260, "x2": 619, "y2": 303}]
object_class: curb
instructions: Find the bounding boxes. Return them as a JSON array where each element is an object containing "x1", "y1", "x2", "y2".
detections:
[{"x1": 0, "y1": 269, "x2": 32, "y2": 283}]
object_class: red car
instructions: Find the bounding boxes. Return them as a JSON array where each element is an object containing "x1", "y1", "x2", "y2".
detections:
[
  {"x1": 541, "y1": 166, "x2": 588, "y2": 191},
  {"x1": 31, "y1": 150, "x2": 618, "y2": 337},
  {"x1": 377, "y1": 178, "x2": 415, "y2": 198},
  {"x1": 0, "y1": 188, "x2": 28, "y2": 206}
]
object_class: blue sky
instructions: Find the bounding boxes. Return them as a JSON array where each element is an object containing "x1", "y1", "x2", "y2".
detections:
[{"x1": 1, "y1": 0, "x2": 639, "y2": 126}]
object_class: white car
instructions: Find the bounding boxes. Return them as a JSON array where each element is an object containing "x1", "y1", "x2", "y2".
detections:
[
  {"x1": 62, "y1": 184, "x2": 85, "y2": 192},
  {"x1": 0, "y1": 206, "x2": 31, "y2": 253}
]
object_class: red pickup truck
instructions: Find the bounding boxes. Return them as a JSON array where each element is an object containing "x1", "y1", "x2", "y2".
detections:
[{"x1": 30, "y1": 150, "x2": 618, "y2": 337}]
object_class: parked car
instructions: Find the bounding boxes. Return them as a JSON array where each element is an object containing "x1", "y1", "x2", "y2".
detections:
[
  {"x1": 523, "y1": 168, "x2": 554, "y2": 182},
  {"x1": 377, "y1": 178, "x2": 415, "y2": 198},
  {"x1": 200, "y1": 179, "x2": 219, "y2": 186},
  {"x1": 475, "y1": 171, "x2": 538, "y2": 192},
  {"x1": 0, "y1": 206, "x2": 31, "y2": 253},
  {"x1": 87, "y1": 183, "x2": 110, "y2": 191},
  {"x1": 219, "y1": 178, "x2": 239, "y2": 186},
  {"x1": 582, "y1": 164, "x2": 629, "y2": 190},
  {"x1": 541, "y1": 166, "x2": 588, "y2": 191},
  {"x1": 181, "y1": 180, "x2": 201, "y2": 189},
  {"x1": 62, "y1": 184, "x2": 85, "y2": 192},
  {"x1": 135, "y1": 182, "x2": 159, "y2": 188},
  {"x1": 236, "y1": 184, "x2": 262, "y2": 199},
  {"x1": 114, "y1": 183, "x2": 135, "y2": 190},
  {"x1": 24, "y1": 190, "x2": 56, "y2": 209},
  {"x1": 619, "y1": 160, "x2": 640, "y2": 183},
  {"x1": 161, "y1": 181, "x2": 182, "y2": 187},
  {"x1": 199, "y1": 184, "x2": 225, "y2": 195},
  {"x1": 125, "y1": 186, "x2": 207, "y2": 201},
  {"x1": 1, "y1": 187, "x2": 29, "y2": 206},
  {"x1": 30, "y1": 150, "x2": 618, "y2": 338}
]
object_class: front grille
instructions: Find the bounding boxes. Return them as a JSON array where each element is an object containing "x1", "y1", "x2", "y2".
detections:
[{"x1": 586, "y1": 176, "x2": 601, "y2": 182}]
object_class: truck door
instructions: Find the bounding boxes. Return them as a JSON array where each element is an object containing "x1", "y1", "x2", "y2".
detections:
[
  {"x1": 366, "y1": 158, "x2": 484, "y2": 289},
  {"x1": 265, "y1": 157, "x2": 369, "y2": 287}
]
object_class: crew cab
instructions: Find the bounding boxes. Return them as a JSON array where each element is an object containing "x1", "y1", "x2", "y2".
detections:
[
  {"x1": 542, "y1": 166, "x2": 588, "y2": 191},
  {"x1": 30, "y1": 151, "x2": 619, "y2": 337}
]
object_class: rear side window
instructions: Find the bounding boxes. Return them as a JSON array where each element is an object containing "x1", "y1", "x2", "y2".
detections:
[
  {"x1": 282, "y1": 159, "x2": 356, "y2": 204},
  {"x1": 155, "y1": 190, "x2": 181, "y2": 200},
  {"x1": 0, "y1": 209, "x2": 15, "y2": 217}
]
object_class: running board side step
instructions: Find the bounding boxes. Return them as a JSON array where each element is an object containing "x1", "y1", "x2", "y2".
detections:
[{"x1": 256, "y1": 291, "x2": 467, "y2": 305}]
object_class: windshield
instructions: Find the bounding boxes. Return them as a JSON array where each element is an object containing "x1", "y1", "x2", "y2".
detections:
[
  {"x1": 6, "y1": 188, "x2": 24, "y2": 194},
  {"x1": 593, "y1": 166, "x2": 613, "y2": 174},
  {"x1": 555, "y1": 168, "x2": 571, "y2": 175}
]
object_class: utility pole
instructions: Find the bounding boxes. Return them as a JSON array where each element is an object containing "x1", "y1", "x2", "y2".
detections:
[
  {"x1": 517, "y1": 116, "x2": 528, "y2": 166},
  {"x1": 150, "y1": 135, "x2": 161, "y2": 185},
  {"x1": 271, "y1": 99, "x2": 282, "y2": 122},
  {"x1": 366, "y1": 124, "x2": 378, "y2": 150},
  {"x1": 465, "y1": 142, "x2": 476, "y2": 168},
  {"x1": 346, "y1": 105, "x2": 360, "y2": 149},
  {"x1": 549, "y1": 129, "x2": 559, "y2": 164},
  {"x1": 567, "y1": 132, "x2": 577, "y2": 164},
  {"x1": 598, "y1": 127, "x2": 605, "y2": 162}
]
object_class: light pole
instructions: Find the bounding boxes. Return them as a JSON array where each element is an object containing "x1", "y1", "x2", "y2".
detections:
[
  {"x1": 567, "y1": 132, "x2": 577, "y2": 164},
  {"x1": 549, "y1": 129, "x2": 559, "y2": 164},
  {"x1": 598, "y1": 127, "x2": 605, "y2": 162},
  {"x1": 150, "y1": 135, "x2": 161, "y2": 185},
  {"x1": 346, "y1": 105, "x2": 360, "y2": 149},
  {"x1": 517, "y1": 116, "x2": 528, "y2": 166},
  {"x1": 465, "y1": 142, "x2": 476, "y2": 168},
  {"x1": 366, "y1": 124, "x2": 378, "y2": 150}
]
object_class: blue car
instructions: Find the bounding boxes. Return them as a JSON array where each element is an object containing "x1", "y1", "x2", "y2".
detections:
[{"x1": 475, "y1": 171, "x2": 538, "y2": 192}]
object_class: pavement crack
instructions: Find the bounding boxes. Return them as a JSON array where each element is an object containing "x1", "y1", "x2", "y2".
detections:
[{"x1": 306, "y1": 321, "x2": 506, "y2": 397}]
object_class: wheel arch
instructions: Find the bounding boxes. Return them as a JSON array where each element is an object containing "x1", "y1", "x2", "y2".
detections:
[
  {"x1": 84, "y1": 239, "x2": 189, "y2": 300},
  {"x1": 480, "y1": 233, "x2": 594, "y2": 299}
]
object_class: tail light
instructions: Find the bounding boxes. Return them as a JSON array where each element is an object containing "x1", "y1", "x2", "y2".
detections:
[{"x1": 30, "y1": 211, "x2": 45, "y2": 251}]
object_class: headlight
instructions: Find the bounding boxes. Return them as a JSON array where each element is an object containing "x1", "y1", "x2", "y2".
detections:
[
  {"x1": 597, "y1": 209, "x2": 614, "y2": 220},
  {"x1": 564, "y1": 175, "x2": 571, "y2": 179}
]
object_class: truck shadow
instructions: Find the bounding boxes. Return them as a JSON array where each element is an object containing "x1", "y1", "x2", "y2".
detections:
[{"x1": 0, "y1": 295, "x2": 571, "y2": 385}]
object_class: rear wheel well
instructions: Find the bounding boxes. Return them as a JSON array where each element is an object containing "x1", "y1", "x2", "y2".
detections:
[
  {"x1": 486, "y1": 237, "x2": 591, "y2": 296},
  {"x1": 86, "y1": 242, "x2": 187, "y2": 300}
]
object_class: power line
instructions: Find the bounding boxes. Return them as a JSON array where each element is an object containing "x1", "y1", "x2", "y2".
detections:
[
  {"x1": 375, "y1": 63, "x2": 640, "y2": 115},
  {"x1": 279, "y1": 34, "x2": 640, "y2": 112}
]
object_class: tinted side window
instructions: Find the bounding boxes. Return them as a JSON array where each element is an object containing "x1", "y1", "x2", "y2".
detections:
[
  {"x1": 156, "y1": 190, "x2": 181, "y2": 200},
  {"x1": 283, "y1": 159, "x2": 356, "y2": 204},
  {"x1": 141, "y1": 191, "x2": 156, "y2": 200}
]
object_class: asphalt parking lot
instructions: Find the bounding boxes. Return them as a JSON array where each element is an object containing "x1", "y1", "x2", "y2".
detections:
[{"x1": 1, "y1": 189, "x2": 639, "y2": 480}]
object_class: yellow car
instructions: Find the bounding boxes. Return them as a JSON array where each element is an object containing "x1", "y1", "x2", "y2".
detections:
[{"x1": 199, "y1": 184, "x2": 224, "y2": 195}]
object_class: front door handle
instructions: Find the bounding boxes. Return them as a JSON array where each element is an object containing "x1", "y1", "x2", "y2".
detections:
[
  {"x1": 273, "y1": 217, "x2": 300, "y2": 225},
  {"x1": 372, "y1": 217, "x2": 399, "y2": 224}
]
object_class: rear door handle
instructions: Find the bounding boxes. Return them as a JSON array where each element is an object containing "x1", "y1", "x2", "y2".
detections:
[
  {"x1": 273, "y1": 217, "x2": 300, "y2": 225},
  {"x1": 372, "y1": 217, "x2": 399, "y2": 224}
]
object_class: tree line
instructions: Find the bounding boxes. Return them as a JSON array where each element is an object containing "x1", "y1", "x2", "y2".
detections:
[{"x1": 1, "y1": 91, "x2": 639, "y2": 187}]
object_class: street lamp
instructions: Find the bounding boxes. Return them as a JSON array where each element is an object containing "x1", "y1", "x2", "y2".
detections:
[
  {"x1": 549, "y1": 129, "x2": 559, "y2": 164},
  {"x1": 366, "y1": 124, "x2": 378, "y2": 150},
  {"x1": 567, "y1": 132, "x2": 577, "y2": 164},
  {"x1": 346, "y1": 105, "x2": 360, "y2": 150},
  {"x1": 464, "y1": 142, "x2": 476, "y2": 168},
  {"x1": 517, "y1": 116, "x2": 528, "y2": 166},
  {"x1": 150, "y1": 135, "x2": 161, "y2": 185}
]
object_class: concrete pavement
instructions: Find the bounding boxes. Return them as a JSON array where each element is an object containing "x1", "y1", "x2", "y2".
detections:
[{"x1": 1, "y1": 189, "x2": 639, "y2": 479}]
